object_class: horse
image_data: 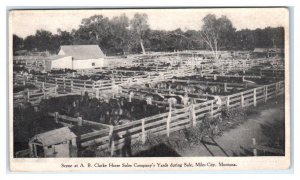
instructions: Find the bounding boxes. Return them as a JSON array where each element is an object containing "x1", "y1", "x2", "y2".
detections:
[{"x1": 110, "y1": 99, "x2": 133, "y2": 125}]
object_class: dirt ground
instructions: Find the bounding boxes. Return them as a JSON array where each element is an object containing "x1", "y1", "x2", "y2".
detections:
[
  {"x1": 132, "y1": 96, "x2": 285, "y2": 157},
  {"x1": 178, "y1": 107, "x2": 284, "y2": 156}
]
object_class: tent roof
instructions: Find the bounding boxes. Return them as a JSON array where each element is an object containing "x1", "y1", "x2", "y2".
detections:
[{"x1": 59, "y1": 45, "x2": 105, "y2": 60}]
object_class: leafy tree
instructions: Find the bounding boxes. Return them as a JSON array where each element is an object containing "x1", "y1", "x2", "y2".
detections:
[
  {"x1": 17, "y1": 13, "x2": 284, "y2": 56},
  {"x1": 23, "y1": 35, "x2": 37, "y2": 51},
  {"x1": 13, "y1": 34, "x2": 24, "y2": 54},
  {"x1": 130, "y1": 13, "x2": 149, "y2": 54},
  {"x1": 35, "y1": 30, "x2": 54, "y2": 52},
  {"x1": 110, "y1": 14, "x2": 130, "y2": 54},
  {"x1": 56, "y1": 29, "x2": 74, "y2": 46},
  {"x1": 200, "y1": 14, "x2": 236, "y2": 60},
  {"x1": 74, "y1": 15, "x2": 111, "y2": 46}
]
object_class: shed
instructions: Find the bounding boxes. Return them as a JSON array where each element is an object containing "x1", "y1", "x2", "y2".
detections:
[
  {"x1": 49, "y1": 45, "x2": 106, "y2": 70},
  {"x1": 253, "y1": 48, "x2": 284, "y2": 58},
  {"x1": 29, "y1": 127, "x2": 77, "y2": 157}
]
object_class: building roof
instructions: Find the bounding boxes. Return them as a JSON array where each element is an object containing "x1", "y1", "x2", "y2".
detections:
[
  {"x1": 45, "y1": 55, "x2": 70, "y2": 61},
  {"x1": 59, "y1": 45, "x2": 105, "y2": 60},
  {"x1": 253, "y1": 48, "x2": 268, "y2": 53},
  {"x1": 31, "y1": 127, "x2": 77, "y2": 146},
  {"x1": 253, "y1": 48, "x2": 284, "y2": 53}
]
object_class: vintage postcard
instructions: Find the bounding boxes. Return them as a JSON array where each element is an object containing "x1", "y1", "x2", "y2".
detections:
[{"x1": 8, "y1": 8, "x2": 291, "y2": 172}]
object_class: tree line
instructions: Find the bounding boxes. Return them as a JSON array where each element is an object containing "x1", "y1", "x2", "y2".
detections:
[{"x1": 13, "y1": 13, "x2": 284, "y2": 56}]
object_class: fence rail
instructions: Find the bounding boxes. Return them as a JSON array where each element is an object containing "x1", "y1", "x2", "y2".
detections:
[
  {"x1": 13, "y1": 86, "x2": 57, "y2": 106},
  {"x1": 46, "y1": 98, "x2": 221, "y2": 156},
  {"x1": 225, "y1": 81, "x2": 284, "y2": 108}
]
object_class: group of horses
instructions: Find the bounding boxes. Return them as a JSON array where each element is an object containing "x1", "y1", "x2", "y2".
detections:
[{"x1": 38, "y1": 93, "x2": 164, "y2": 126}]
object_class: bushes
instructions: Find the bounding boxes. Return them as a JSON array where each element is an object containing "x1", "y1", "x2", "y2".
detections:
[
  {"x1": 183, "y1": 123, "x2": 206, "y2": 144},
  {"x1": 221, "y1": 106, "x2": 247, "y2": 120},
  {"x1": 183, "y1": 114, "x2": 222, "y2": 145},
  {"x1": 182, "y1": 107, "x2": 250, "y2": 146}
]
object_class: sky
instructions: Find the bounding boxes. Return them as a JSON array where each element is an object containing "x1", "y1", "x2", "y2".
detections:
[{"x1": 10, "y1": 8, "x2": 289, "y2": 38}]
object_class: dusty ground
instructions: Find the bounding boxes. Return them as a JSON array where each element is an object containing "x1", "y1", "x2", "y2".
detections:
[
  {"x1": 177, "y1": 106, "x2": 285, "y2": 156},
  {"x1": 133, "y1": 96, "x2": 285, "y2": 157}
]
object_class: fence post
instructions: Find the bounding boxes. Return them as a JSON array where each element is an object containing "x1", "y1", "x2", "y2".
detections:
[
  {"x1": 166, "y1": 104, "x2": 172, "y2": 137},
  {"x1": 224, "y1": 83, "x2": 227, "y2": 92},
  {"x1": 77, "y1": 117, "x2": 83, "y2": 126},
  {"x1": 213, "y1": 74, "x2": 217, "y2": 81},
  {"x1": 63, "y1": 77, "x2": 66, "y2": 92},
  {"x1": 42, "y1": 82, "x2": 46, "y2": 99},
  {"x1": 70, "y1": 80, "x2": 73, "y2": 93},
  {"x1": 141, "y1": 119, "x2": 146, "y2": 144},
  {"x1": 23, "y1": 78, "x2": 26, "y2": 86},
  {"x1": 275, "y1": 82, "x2": 279, "y2": 97},
  {"x1": 210, "y1": 100, "x2": 214, "y2": 117},
  {"x1": 253, "y1": 88, "x2": 257, "y2": 107},
  {"x1": 96, "y1": 89, "x2": 100, "y2": 99},
  {"x1": 109, "y1": 126, "x2": 114, "y2": 157},
  {"x1": 265, "y1": 86, "x2": 268, "y2": 102},
  {"x1": 252, "y1": 138, "x2": 257, "y2": 156},
  {"x1": 241, "y1": 92, "x2": 244, "y2": 107},
  {"x1": 55, "y1": 85, "x2": 58, "y2": 95},
  {"x1": 54, "y1": 112, "x2": 59, "y2": 123},
  {"x1": 226, "y1": 96, "x2": 230, "y2": 108},
  {"x1": 26, "y1": 90, "x2": 30, "y2": 102},
  {"x1": 190, "y1": 104, "x2": 196, "y2": 127}
]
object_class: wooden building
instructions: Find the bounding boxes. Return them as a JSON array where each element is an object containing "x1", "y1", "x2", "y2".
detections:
[
  {"x1": 49, "y1": 45, "x2": 106, "y2": 70},
  {"x1": 28, "y1": 127, "x2": 77, "y2": 157}
]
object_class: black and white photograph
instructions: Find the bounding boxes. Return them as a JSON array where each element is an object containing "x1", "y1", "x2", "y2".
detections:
[{"x1": 8, "y1": 8, "x2": 290, "y2": 171}]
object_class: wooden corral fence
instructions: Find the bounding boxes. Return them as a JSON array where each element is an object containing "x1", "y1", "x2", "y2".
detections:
[
  {"x1": 47, "y1": 98, "x2": 221, "y2": 156},
  {"x1": 13, "y1": 56, "x2": 47, "y2": 71},
  {"x1": 121, "y1": 92, "x2": 186, "y2": 109},
  {"x1": 161, "y1": 79, "x2": 259, "y2": 94},
  {"x1": 225, "y1": 81, "x2": 284, "y2": 108},
  {"x1": 213, "y1": 58, "x2": 285, "y2": 73},
  {"x1": 120, "y1": 85, "x2": 215, "y2": 105},
  {"x1": 29, "y1": 68, "x2": 197, "y2": 94},
  {"x1": 47, "y1": 112, "x2": 112, "y2": 150},
  {"x1": 33, "y1": 75, "x2": 123, "y2": 93},
  {"x1": 13, "y1": 85, "x2": 57, "y2": 106},
  {"x1": 108, "y1": 100, "x2": 219, "y2": 155},
  {"x1": 13, "y1": 74, "x2": 33, "y2": 86},
  {"x1": 199, "y1": 73, "x2": 262, "y2": 79}
]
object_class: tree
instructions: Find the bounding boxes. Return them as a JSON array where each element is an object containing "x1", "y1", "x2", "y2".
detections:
[
  {"x1": 130, "y1": 13, "x2": 149, "y2": 54},
  {"x1": 13, "y1": 35, "x2": 24, "y2": 54},
  {"x1": 74, "y1": 15, "x2": 111, "y2": 46},
  {"x1": 110, "y1": 14, "x2": 130, "y2": 54},
  {"x1": 23, "y1": 35, "x2": 37, "y2": 51},
  {"x1": 35, "y1": 30, "x2": 55, "y2": 52},
  {"x1": 56, "y1": 29, "x2": 74, "y2": 46},
  {"x1": 200, "y1": 14, "x2": 236, "y2": 60}
]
